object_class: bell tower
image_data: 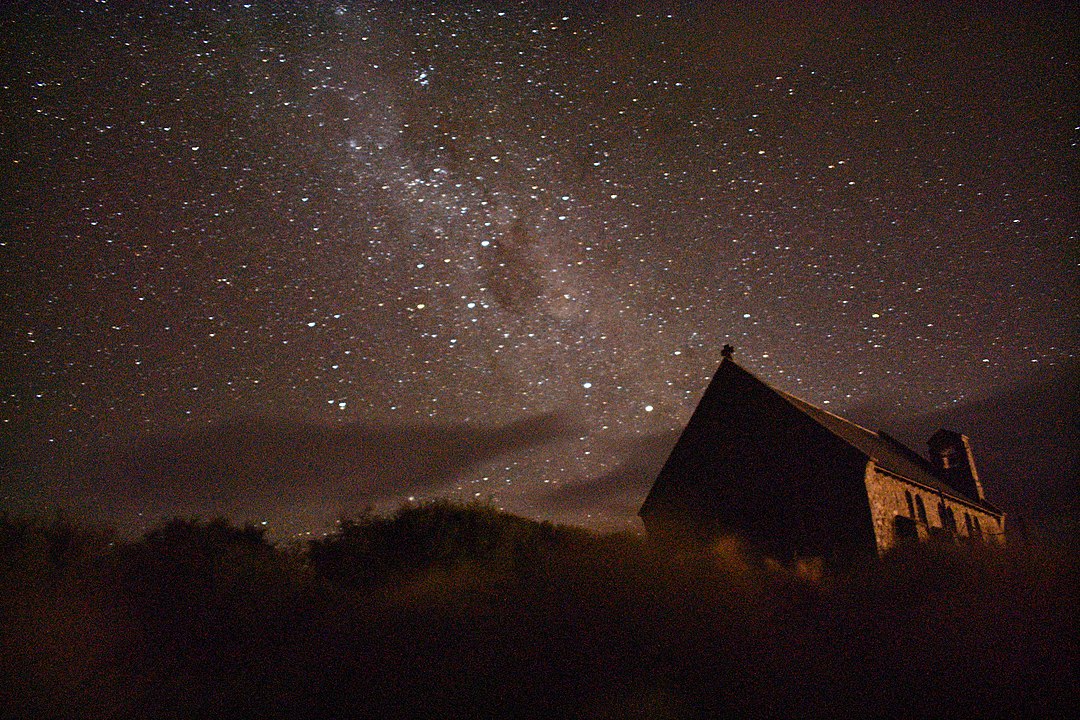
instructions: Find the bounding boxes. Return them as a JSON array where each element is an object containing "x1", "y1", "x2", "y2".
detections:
[{"x1": 927, "y1": 429, "x2": 985, "y2": 501}]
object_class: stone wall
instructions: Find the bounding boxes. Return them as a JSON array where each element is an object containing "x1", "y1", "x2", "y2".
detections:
[{"x1": 863, "y1": 462, "x2": 1005, "y2": 553}]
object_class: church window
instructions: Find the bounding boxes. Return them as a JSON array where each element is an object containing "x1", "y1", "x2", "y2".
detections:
[
  {"x1": 938, "y1": 502, "x2": 957, "y2": 534},
  {"x1": 915, "y1": 495, "x2": 928, "y2": 525}
]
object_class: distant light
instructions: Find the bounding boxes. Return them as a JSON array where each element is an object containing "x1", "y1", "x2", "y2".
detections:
[
  {"x1": 645, "y1": 405, "x2": 654, "y2": 412},
  {"x1": 582, "y1": 382, "x2": 592, "y2": 389}
]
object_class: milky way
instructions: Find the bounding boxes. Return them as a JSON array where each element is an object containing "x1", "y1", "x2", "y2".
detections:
[{"x1": 2, "y1": 3, "x2": 1075, "y2": 535}]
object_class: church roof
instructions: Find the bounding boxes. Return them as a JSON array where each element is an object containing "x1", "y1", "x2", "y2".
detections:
[{"x1": 731, "y1": 359, "x2": 1003, "y2": 515}]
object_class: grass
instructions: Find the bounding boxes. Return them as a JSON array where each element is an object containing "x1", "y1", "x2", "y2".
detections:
[{"x1": 0, "y1": 502, "x2": 1075, "y2": 719}]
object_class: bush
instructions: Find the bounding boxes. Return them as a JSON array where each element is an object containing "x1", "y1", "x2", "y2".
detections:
[
  {"x1": 0, "y1": 506, "x2": 1075, "y2": 719},
  {"x1": 307, "y1": 499, "x2": 569, "y2": 587},
  {"x1": 0, "y1": 511, "x2": 113, "y2": 573}
]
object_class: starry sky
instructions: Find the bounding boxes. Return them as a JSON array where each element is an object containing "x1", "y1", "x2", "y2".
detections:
[{"x1": 2, "y1": 2, "x2": 1076, "y2": 538}]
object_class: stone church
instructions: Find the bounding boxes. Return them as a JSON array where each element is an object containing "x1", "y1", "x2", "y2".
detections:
[{"x1": 639, "y1": 347, "x2": 1005, "y2": 561}]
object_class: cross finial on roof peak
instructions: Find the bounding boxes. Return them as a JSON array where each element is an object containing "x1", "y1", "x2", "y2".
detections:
[{"x1": 721, "y1": 344, "x2": 734, "y2": 360}]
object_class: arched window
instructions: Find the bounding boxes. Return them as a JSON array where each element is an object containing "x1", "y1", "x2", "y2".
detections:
[
  {"x1": 938, "y1": 502, "x2": 957, "y2": 534},
  {"x1": 915, "y1": 495, "x2": 928, "y2": 525}
]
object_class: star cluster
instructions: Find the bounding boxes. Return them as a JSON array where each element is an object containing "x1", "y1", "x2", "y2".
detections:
[{"x1": 2, "y1": 2, "x2": 1075, "y2": 533}]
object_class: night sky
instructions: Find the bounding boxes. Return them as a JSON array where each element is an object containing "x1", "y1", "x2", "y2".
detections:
[{"x1": 2, "y1": 2, "x2": 1075, "y2": 538}]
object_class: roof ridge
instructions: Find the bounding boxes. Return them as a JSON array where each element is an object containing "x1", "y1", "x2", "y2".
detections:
[
  {"x1": 876, "y1": 429, "x2": 934, "y2": 467},
  {"x1": 771, "y1": 386, "x2": 879, "y2": 438}
]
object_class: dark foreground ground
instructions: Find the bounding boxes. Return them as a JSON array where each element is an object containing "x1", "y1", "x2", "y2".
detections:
[{"x1": 1, "y1": 502, "x2": 1075, "y2": 719}]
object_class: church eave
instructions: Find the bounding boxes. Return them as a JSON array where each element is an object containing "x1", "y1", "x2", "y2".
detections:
[{"x1": 866, "y1": 461, "x2": 1004, "y2": 517}]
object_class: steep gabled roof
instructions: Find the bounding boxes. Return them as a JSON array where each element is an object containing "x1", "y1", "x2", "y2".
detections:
[{"x1": 767, "y1": 375, "x2": 1002, "y2": 515}]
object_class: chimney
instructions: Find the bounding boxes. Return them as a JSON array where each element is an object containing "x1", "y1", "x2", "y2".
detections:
[{"x1": 927, "y1": 429, "x2": 985, "y2": 501}]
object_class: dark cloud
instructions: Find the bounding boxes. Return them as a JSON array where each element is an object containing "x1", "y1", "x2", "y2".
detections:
[
  {"x1": 482, "y1": 219, "x2": 546, "y2": 314},
  {"x1": 876, "y1": 363, "x2": 1079, "y2": 536},
  {"x1": 536, "y1": 430, "x2": 680, "y2": 528},
  {"x1": 72, "y1": 413, "x2": 579, "y2": 535}
]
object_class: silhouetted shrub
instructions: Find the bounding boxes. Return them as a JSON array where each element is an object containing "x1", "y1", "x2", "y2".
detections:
[
  {"x1": 0, "y1": 511, "x2": 113, "y2": 573},
  {"x1": 106, "y1": 518, "x2": 291, "y2": 653},
  {"x1": 308, "y1": 499, "x2": 569, "y2": 587},
  {"x1": 0, "y1": 512, "x2": 34, "y2": 572},
  {"x1": 1, "y1": 506, "x2": 1075, "y2": 719}
]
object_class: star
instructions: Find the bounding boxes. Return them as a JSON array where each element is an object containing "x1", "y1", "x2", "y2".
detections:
[{"x1": 0, "y1": 2, "x2": 1073, "y2": 536}]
